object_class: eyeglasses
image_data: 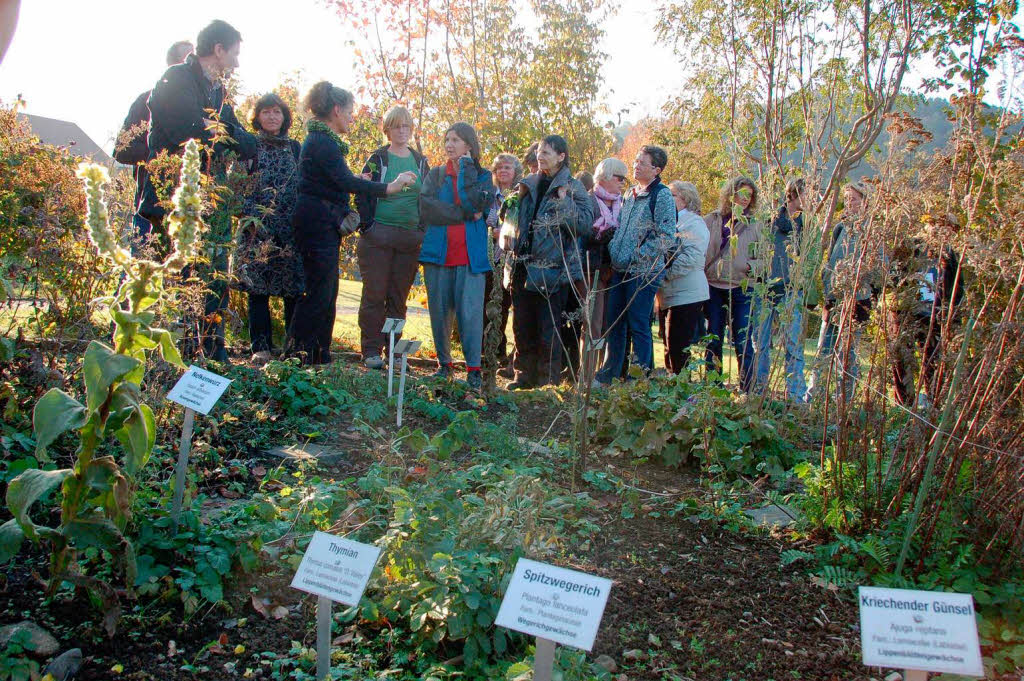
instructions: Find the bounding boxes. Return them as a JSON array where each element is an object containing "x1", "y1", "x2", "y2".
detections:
[{"x1": 612, "y1": 174, "x2": 626, "y2": 182}]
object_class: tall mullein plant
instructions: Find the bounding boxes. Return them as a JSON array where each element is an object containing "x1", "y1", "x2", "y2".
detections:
[{"x1": 0, "y1": 140, "x2": 203, "y2": 609}]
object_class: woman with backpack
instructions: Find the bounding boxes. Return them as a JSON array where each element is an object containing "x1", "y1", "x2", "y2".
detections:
[
  {"x1": 354, "y1": 105, "x2": 430, "y2": 369},
  {"x1": 594, "y1": 145, "x2": 677, "y2": 385},
  {"x1": 504, "y1": 135, "x2": 593, "y2": 389}
]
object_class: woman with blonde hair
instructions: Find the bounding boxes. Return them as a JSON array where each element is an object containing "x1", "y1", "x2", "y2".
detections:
[
  {"x1": 354, "y1": 105, "x2": 430, "y2": 368},
  {"x1": 485, "y1": 152, "x2": 524, "y2": 375},
  {"x1": 702, "y1": 176, "x2": 764, "y2": 390}
]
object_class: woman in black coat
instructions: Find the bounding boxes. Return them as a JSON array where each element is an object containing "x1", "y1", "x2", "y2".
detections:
[{"x1": 288, "y1": 81, "x2": 416, "y2": 365}]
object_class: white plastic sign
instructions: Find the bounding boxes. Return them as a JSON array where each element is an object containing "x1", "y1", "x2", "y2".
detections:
[
  {"x1": 291, "y1": 532, "x2": 382, "y2": 607},
  {"x1": 382, "y1": 318, "x2": 406, "y2": 334},
  {"x1": 394, "y1": 339, "x2": 422, "y2": 355},
  {"x1": 166, "y1": 365, "x2": 231, "y2": 415},
  {"x1": 495, "y1": 558, "x2": 612, "y2": 651},
  {"x1": 859, "y1": 586, "x2": 984, "y2": 678}
]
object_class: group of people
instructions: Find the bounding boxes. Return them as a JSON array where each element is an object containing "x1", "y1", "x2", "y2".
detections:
[{"x1": 116, "y1": 20, "x2": 961, "y2": 405}]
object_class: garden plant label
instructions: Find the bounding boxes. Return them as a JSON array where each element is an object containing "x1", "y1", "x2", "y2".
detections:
[
  {"x1": 495, "y1": 558, "x2": 612, "y2": 651},
  {"x1": 166, "y1": 365, "x2": 231, "y2": 415},
  {"x1": 859, "y1": 586, "x2": 984, "y2": 677},
  {"x1": 291, "y1": 532, "x2": 382, "y2": 607}
]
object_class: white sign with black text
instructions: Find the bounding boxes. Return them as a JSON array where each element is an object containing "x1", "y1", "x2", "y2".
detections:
[
  {"x1": 859, "y1": 586, "x2": 984, "y2": 678},
  {"x1": 166, "y1": 365, "x2": 232, "y2": 415},
  {"x1": 495, "y1": 558, "x2": 612, "y2": 651},
  {"x1": 290, "y1": 531, "x2": 382, "y2": 607}
]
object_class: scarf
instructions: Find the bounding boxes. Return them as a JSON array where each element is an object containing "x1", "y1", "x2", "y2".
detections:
[
  {"x1": 593, "y1": 184, "x2": 622, "y2": 235},
  {"x1": 306, "y1": 119, "x2": 349, "y2": 156},
  {"x1": 258, "y1": 131, "x2": 292, "y2": 147}
]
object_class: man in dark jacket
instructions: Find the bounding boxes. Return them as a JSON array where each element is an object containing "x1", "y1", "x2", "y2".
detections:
[
  {"x1": 139, "y1": 20, "x2": 256, "y2": 229},
  {"x1": 141, "y1": 20, "x2": 257, "y2": 363},
  {"x1": 113, "y1": 39, "x2": 193, "y2": 244}
]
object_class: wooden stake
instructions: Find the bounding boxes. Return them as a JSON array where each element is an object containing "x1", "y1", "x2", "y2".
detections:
[
  {"x1": 171, "y1": 407, "x2": 195, "y2": 533},
  {"x1": 903, "y1": 670, "x2": 928, "y2": 681},
  {"x1": 316, "y1": 595, "x2": 331, "y2": 680},
  {"x1": 534, "y1": 637, "x2": 555, "y2": 681}
]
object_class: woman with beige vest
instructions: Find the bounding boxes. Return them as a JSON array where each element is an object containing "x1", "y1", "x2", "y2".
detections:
[{"x1": 703, "y1": 177, "x2": 765, "y2": 390}]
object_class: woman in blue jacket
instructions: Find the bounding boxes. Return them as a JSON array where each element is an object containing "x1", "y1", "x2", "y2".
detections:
[
  {"x1": 418, "y1": 122, "x2": 495, "y2": 390},
  {"x1": 288, "y1": 81, "x2": 416, "y2": 365}
]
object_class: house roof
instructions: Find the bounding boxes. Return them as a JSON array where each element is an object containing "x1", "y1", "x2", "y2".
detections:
[{"x1": 16, "y1": 113, "x2": 113, "y2": 164}]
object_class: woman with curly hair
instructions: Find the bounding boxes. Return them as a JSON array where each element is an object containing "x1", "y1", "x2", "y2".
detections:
[
  {"x1": 232, "y1": 92, "x2": 304, "y2": 364},
  {"x1": 288, "y1": 81, "x2": 416, "y2": 365},
  {"x1": 702, "y1": 176, "x2": 765, "y2": 390}
]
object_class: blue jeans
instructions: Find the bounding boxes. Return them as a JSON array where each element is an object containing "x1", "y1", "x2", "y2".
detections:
[
  {"x1": 752, "y1": 287, "x2": 807, "y2": 398},
  {"x1": 704, "y1": 285, "x2": 755, "y2": 390},
  {"x1": 423, "y1": 263, "x2": 485, "y2": 370},
  {"x1": 596, "y1": 271, "x2": 660, "y2": 383}
]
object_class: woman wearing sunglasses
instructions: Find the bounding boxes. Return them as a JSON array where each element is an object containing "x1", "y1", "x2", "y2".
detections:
[{"x1": 702, "y1": 176, "x2": 765, "y2": 390}]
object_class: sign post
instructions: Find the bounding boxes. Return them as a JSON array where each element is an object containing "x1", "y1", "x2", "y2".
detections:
[
  {"x1": 584, "y1": 338, "x2": 606, "y2": 385},
  {"x1": 533, "y1": 638, "x2": 557, "y2": 681},
  {"x1": 858, "y1": 586, "x2": 984, "y2": 680},
  {"x1": 165, "y1": 365, "x2": 231, "y2": 532},
  {"x1": 495, "y1": 558, "x2": 613, "y2": 680},
  {"x1": 382, "y1": 318, "x2": 406, "y2": 397},
  {"x1": 291, "y1": 531, "x2": 382, "y2": 681},
  {"x1": 171, "y1": 408, "x2": 195, "y2": 534},
  {"x1": 392, "y1": 339, "x2": 421, "y2": 427},
  {"x1": 316, "y1": 595, "x2": 331, "y2": 679}
]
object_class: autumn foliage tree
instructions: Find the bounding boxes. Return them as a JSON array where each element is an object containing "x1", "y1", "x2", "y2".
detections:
[{"x1": 322, "y1": 0, "x2": 616, "y2": 171}]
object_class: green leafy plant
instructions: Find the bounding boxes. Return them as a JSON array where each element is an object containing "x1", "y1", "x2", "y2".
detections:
[
  {"x1": 339, "y1": 414, "x2": 594, "y2": 672},
  {"x1": 0, "y1": 140, "x2": 205, "y2": 625},
  {"x1": 595, "y1": 376, "x2": 806, "y2": 478}
]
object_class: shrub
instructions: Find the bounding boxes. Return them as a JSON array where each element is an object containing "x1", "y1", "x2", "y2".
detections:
[
  {"x1": 0, "y1": 102, "x2": 125, "y2": 340},
  {"x1": 347, "y1": 413, "x2": 593, "y2": 671},
  {"x1": 595, "y1": 376, "x2": 808, "y2": 478},
  {"x1": 0, "y1": 141, "x2": 204, "y2": 631}
]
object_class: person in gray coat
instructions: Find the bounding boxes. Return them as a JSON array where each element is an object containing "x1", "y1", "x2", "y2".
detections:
[
  {"x1": 503, "y1": 135, "x2": 593, "y2": 389},
  {"x1": 805, "y1": 180, "x2": 884, "y2": 401},
  {"x1": 659, "y1": 181, "x2": 710, "y2": 374}
]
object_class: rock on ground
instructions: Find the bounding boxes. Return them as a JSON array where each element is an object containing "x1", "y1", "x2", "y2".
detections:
[{"x1": 0, "y1": 621, "x2": 60, "y2": 657}]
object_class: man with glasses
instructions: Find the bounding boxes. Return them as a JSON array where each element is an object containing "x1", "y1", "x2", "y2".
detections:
[{"x1": 595, "y1": 146, "x2": 676, "y2": 385}]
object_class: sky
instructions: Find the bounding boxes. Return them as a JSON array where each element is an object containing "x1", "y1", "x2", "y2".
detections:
[
  {"x1": 0, "y1": 0, "x2": 679, "y2": 153},
  {"x1": 0, "y1": 1, "x2": 1018, "y2": 154}
]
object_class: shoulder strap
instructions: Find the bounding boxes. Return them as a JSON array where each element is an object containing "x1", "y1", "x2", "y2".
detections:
[
  {"x1": 704, "y1": 217, "x2": 751, "y2": 274},
  {"x1": 648, "y1": 183, "x2": 667, "y2": 222}
]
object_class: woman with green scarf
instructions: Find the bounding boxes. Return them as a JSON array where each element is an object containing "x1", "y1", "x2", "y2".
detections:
[{"x1": 289, "y1": 81, "x2": 416, "y2": 365}]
